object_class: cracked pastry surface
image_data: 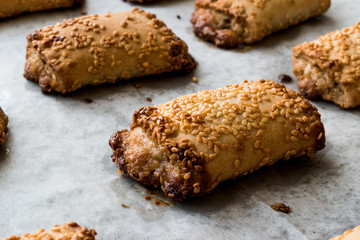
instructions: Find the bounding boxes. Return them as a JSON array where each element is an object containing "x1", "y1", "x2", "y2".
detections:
[
  {"x1": 0, "y1": 0, "x2": 84, "y2": 19},
  {"x1": 110, "y1": 80, "x2": 326, "y2": 200},
  {"x1": 330, "y1": 225, "x2": 360, "y2": 240},
  {"x1": 293, "y1": 22, "x2": 360, "y2": 109},
  {"x1": 1, "y1": 222, "x2": 96, "y2": 240},
  {"x1": 191, "y1": 0, "x2": 331, "y2": 48},
  {"x1": 0, "y1": 107, "x2": 8, "y2": 145},
  {"x1": 24, "y1": 8, "x2": 196, "y2": 94}
]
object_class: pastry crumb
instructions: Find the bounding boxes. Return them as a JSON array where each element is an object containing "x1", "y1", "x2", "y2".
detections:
[
  {"x1": 192, "y1": 76, "x2": 198, "y2": 83},
  {"x1": 177, "y1": 15, "x2": 181, "y2": 19},
  {"x1": 146, "y1": 97, "x2": 152, "y2": 102},
  {"x1": 84, "y1": 98, "x2": 93, "y2": 103},
  {"x1": 271, "y1": 203, "x2": 291, "y2": 213},
  {"x1": 121, "y1": 204, "x2": 130, "y2": 208},
  {"x1": 278, "y1": 74, "x2": 292, "y2": 83}
]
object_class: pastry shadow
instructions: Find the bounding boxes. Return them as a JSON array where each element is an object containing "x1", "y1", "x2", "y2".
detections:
[
  {"x1": 48, "y1": 71, "x2": 195, "y2": 102},
  {"x1": 177, "y1": 151, "x2": 335, "y2": 213}
]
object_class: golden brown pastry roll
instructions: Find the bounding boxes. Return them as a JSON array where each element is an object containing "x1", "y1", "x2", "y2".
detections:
[
  {"x1": 330, "y1": 226, "x2": 360, "y2": 240},
  {"x1": 24, "y1": 8, "x2": 196, "y2": 94},
  {"x1": 0, "y1": 107, "x2": 8, "y2": 145},
  {"x1": 0, "y1": 222, "x2": 96, "y2": 240},
  {"x1": 109, "y1": 80, "x2": 325, "y2": 200},
  {"x1": 191, "y1": 0, "x2": 331, "y2": 48},
  {"x1": 0, "y1": 0, "x2": 84, "y2": 19},
  {"x1": 293, "y1": 22, "x2": 360, "y2": 109}
]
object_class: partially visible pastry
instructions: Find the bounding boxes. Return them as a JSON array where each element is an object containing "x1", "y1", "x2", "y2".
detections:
[
  {"x1": 0, "y1": 107, "x2": 8, "y2": 145},
  {"x1": 191, "y1": 0, "x2": 331, "y2": 48},
  {"x1": 110, "y1": 80, "x2": 325, "y2": 200},
  {"x1": 0, "y1": 0, "x2": 84, "y2": 19},
  {"x1": 293, "y1": 22, "x2": 360, "y2": 108},
  {"x1": 24, "y1": 8, "x2": 196, "y2": 94},
  {"x1": 0, "y1": 222, "x2": 96, "y2": 240},
  {"x1": 330, "y1": 225, "x2": 360, "y2": 240}
]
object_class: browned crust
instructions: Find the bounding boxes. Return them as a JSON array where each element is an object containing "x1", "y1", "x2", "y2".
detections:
[
  {"x1": 24, "y1": 9, "x2": 196, "y2": 94},
  {"x1": 0, "y1": 107, "x2": 8, "y2": 145},
  {"x1": 191, "y1": 0, "x2": 331, "y2": 48},
  {"x1": 110, "y1": 80, "x2": 325, "y2": 200},
  {"x1": 1, "y1": 222, "x2": 96, "y2": 240},
  {"x1": 292, "y1": 22, "x2": 360, "y2": 108},
  {"x1": 191, "y1": 8, "x2": 243, "y2": 48}
]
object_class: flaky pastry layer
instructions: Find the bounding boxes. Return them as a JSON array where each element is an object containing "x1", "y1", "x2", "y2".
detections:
[
  {"x1": 110, "y1": 80, "x2": 325, "y2": 200},
  {"x1": 1, "y1": 222, "x2": 96, "y2": 240},
  {"x1": 293, "y1": 22, "x2": 360, "y2": 108},
  {"x1": 191, "y1": 0, "x2": 330, "y2": 48},
  {"x1": 24, "y1": 8, "x2": 196, "y2": 94}
]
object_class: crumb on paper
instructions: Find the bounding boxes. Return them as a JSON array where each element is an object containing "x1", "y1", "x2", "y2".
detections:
[
  {"x1": 121, "y1": 204, "x2": 130, "y2": 209},
  {"x1": 143, "y1": 195, "x2": 170, "y2": 206},
  {"x1": 278, "y1": 74, "x2": 293, "y2": 83},
  {"x1": 192, "y1": 76, "x2": 198, "y2": 83},
  {"x1": 146, "y1": 97, "x2": 152, "y2": 102},
  {"x1": 177, "y1": 15, "x2": 181, "y2": 19},
  {"x1": 81, "y1": 11, "x2": 87, "y2": 15},
  {"x1": 84, "y1": 98, "x2": 93, "y2": 103},
  {"x1": 271, "y1": 203, "x2": 291, "y2": 213}
]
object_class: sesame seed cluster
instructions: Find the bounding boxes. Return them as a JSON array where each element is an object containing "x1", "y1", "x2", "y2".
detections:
[
  {"x1": 0, "y1": 107, "x2": 8, "y2": 145},
  {"x1": 0, "y1": 222, "x2": 96, "y2": 240},
  {"x1": 110, "y1": 80, "x2": 325, "y2": 200},
  {"x1": 330, "y1": 225, "x2": 360, "y2": 240},
  {"x1": 191, "y1": 0, "x2": 331, "y2": 47},
  {"x1": 0, "y1": 0, "x2": 84, "y2": 19},
  {"x1": 24, "y1": 8, "x2": 196, "y2": 94},
  {"x1": 293, "y1": 22, "x2": 360, "y2": 108}
]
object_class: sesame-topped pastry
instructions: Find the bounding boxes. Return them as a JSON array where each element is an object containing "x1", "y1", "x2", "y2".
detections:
[
  {"x1": 0, "y1": 107, "x2": 8, "y2": 145},
  {"x1": 330, "y1": 225, "x2": 360, "y2": 240},
  {"x1": 110, "y1": 80, "x2": 325, "y2": 200},
  {"x1": 24, "y1": 8, "x2": 196, "y2": 94},
  {"x1": 293, "y1": 22, "x2": 360, "y2": 109},
  {"x1": 191, "y1": 0, "x2": 331, "y2": 48},
  {"x1": 0, "y1": 222, "x2": 96, "y2": 240},
  {"x1": 0, "y1": 0, "x2": 84, "y2": 19}
]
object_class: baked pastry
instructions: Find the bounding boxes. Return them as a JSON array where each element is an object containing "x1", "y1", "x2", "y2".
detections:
[
  {"x1": 0, "y1": 107, "x2": 8, "y2": 145},
  {"x1": 293, "y1": 22, "x2": 360, "y2": 108},
  {"x1": 24, "y1": 8, "x2": 196, "y2": 94},
  {"x1": 191, "y1": 0, "x2": 331, "y2": 48},
  {"x1": 330, "y1": 225, "x2": 360, "y2": 240},
  {"x1": 0, "y1": 0, "x2": 84, "y2": 19},
  {"x1": 1, "y1": 222, "x2": 96, "y2": 240},
  {"x1": 110, "y1": 80, "x2": 325, "y2": 200}
]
